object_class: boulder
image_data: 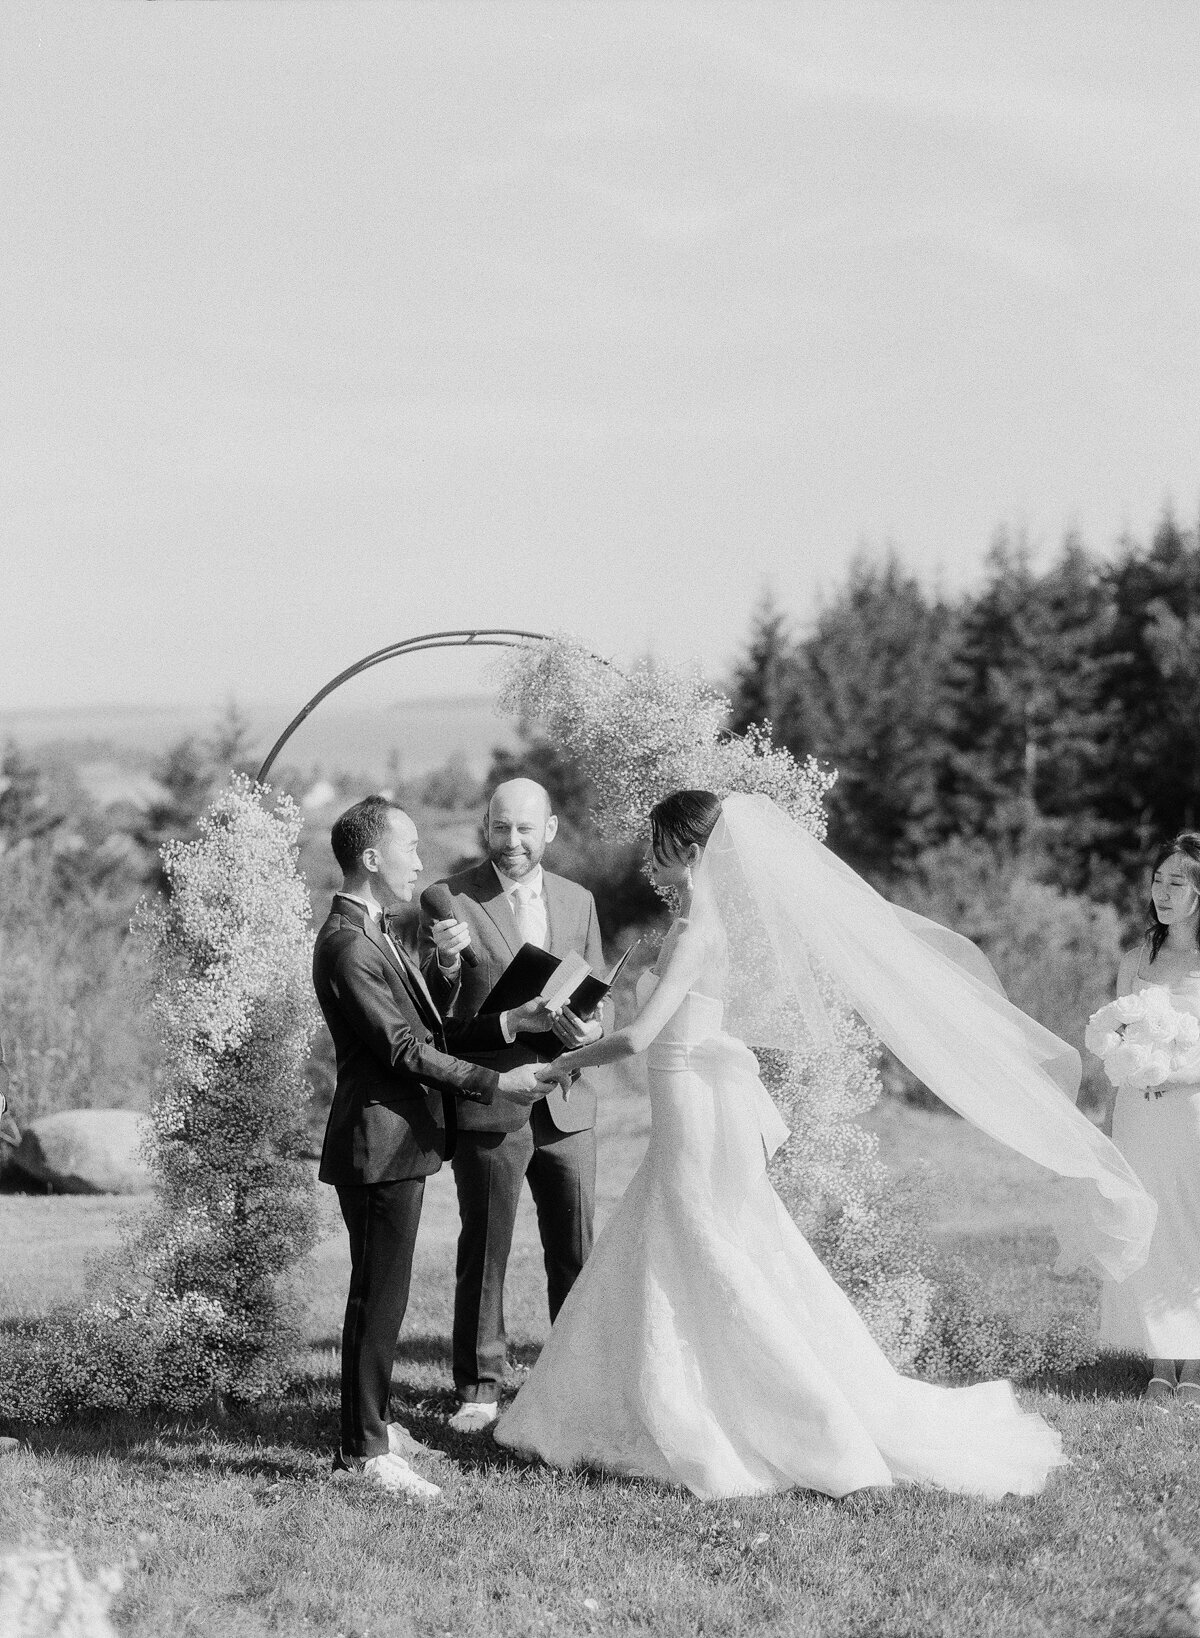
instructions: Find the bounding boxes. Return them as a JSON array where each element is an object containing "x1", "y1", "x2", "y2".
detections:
[
  {"x1": 13, "y1": 1110, "x2": 151, "y2": 1195},
  {"x1": 0, "y1": 1107, "x2": 21, "y2": 1183}
]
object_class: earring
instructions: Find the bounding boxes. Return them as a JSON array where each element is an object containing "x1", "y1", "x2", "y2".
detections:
[{"x1": 684, "y1": 866, "x2": 694, "y2": 891}]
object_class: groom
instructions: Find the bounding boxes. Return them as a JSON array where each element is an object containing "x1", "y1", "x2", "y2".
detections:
[
  {"x1": 313, "y1": 794, "x2": 546, "y2": 1498},
  {"x1": 419, "y1": 778, "x2": 609, "y2": 1432}
]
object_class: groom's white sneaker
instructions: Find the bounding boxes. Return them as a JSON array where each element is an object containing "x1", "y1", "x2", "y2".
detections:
[
  {"x1": 387, "y1": 1421, "x2": 444, "y2": 1463},
  {"x1": 333, "y1": 1449, "x2": 442, "y2": 1503},
  {"x1": 448, "y1": 1400, "x2": 499, "y2": 1434}
]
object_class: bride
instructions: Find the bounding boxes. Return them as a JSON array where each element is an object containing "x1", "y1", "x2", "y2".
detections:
[{"x1": 493, "y1": 789, "x2": 1155, "y2": 1500}]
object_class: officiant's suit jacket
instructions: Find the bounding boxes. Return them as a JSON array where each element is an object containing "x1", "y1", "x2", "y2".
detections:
[
  {"x1": 314, "y1": 893, "x2": 504, "y2": 1188},
  {"x1": 418, "y1": 860, "x2": 609, "y2": 1139}
]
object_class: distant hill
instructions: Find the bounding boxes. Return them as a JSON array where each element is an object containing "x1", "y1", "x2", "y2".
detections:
[{"x1": 0, "y1": 695, "x2": 521, "y2": 783}]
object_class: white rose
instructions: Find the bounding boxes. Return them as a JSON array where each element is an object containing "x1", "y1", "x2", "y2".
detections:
[
  {"x1": 1085, "y1": 1024, "x2": 1123, "y2": 1059},
  {"x1": 1130, "y1": 1048, "x2": 1172, "y2": 1089},
  {"x1": 1088, "y1": 999, "x2": 1123, "y2": 1036},
  {"x1": 1138, "y1": 988, "x2": 1178, "y2": 1042},
  {"x1": 1114, "y1": 992, "x2": 1150, "y2": 1024},
  {"x1": 1105, "y1": 1041, "x2": 1150, "y2": 1087},
  {"x1": 1174, "y1": 1011, "x2": 1200, "y2": 1047}
]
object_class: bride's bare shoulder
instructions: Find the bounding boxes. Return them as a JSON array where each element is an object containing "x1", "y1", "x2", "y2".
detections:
[
  {"x1": 1117, "y1": 941, "x2": 1148, "y2": 992},
  {"x1": 658, "y1": 914, "x2": 717, "y2": 973}
]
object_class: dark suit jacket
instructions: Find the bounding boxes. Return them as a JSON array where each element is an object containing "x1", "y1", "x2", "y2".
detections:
[
  {"x1": 418, "y1": 860, "x2": 609, "y2": 1136},
  {"x1": 314, "y1": 894, "x2": 503, "y2": 1187}
]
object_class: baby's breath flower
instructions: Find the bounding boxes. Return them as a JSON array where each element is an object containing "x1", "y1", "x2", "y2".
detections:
[{"x1": 0, "y1": 775, "x2": 320, "y2": 1422}]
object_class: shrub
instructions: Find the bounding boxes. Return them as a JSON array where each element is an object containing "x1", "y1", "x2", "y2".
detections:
[
  {"x1": 893, "y1": 837, "x2": 1121, "y2": 1111},
  {"x1": 0, "y1": 777, "x2": 320, "y2": 1424},
  {"x1": 914, "y1": 1257, "x2": 1097, "y2": 1381},
  {"x1": 0, "y1": 854, "x2": 158, "y2": 1125}
]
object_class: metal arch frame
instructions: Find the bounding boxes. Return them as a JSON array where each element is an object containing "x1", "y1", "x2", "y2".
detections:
[{"x1": 255, "y1": 627, "x2": 553, "y2": 785}]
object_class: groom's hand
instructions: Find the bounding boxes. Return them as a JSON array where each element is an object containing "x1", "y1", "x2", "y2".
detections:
[
  {"x1": 497, "y1": 1064, "x2": 543, "y2": 1104},
  {"x1": 550, "y1": 1005, "x2": 603, "y2": 1049}
]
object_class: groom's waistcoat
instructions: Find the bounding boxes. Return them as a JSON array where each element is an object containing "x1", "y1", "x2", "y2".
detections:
[
  {"x1": 314, "y1": 894, "x2": 501, "y2": 1187},
  {"x1": 418, "y1": 860, "x2": 608, "y2": 1136}
]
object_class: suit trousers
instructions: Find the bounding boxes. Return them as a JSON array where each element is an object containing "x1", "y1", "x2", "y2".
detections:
[
  {"x1": 336, "y1": 1177, "x2": 425, "y2": 1459},
  {"x1": 451, "y1": 1121, "x2": 596, "y2": 1401}
]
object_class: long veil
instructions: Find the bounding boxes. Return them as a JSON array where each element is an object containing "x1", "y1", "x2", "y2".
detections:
[{"x1": 695, "y1": 792, "x2": 1155, "y2": 1283}]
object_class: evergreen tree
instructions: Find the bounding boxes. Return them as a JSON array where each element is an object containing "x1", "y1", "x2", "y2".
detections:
[
  {"x1": 939, "y1": 534, "x2": 1118, "y2": 886},
  {"x1": 1024, "y1": 538, "x2": 1119, "y2": 885},
  {"x1": 731, "y1": 554, "x2": 955, "y2": 878},
  {"x1": 1098, "y1": 511, "x2": 1200, "y2": 862},
  {"x1": 939, "y1": 534, "x2": 1047, "y2": 849},
  {"x1": 728, "y1": 589, "x2": 805, "y2": 745}
]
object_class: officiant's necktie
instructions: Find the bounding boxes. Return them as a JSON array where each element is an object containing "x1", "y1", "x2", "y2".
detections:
[{"x1": 512, "y1": 883, "x2": 547, "y2": 949}]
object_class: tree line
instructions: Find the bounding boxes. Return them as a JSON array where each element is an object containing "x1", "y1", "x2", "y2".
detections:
[{"x1": 728, "y1": 511, "x2": 1200, "y2": 906}]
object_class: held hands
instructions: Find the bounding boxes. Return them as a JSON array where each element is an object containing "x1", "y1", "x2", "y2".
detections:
[
  {"x1": 430, "y1": 917, "x2": 472, "y2": 971},
  {"x1": 496, "y1": 1063, "x2": 544, "y2": 1105},
  {"x1": 534, "y1": 1057, "x2": 576, "y2": 1095}
]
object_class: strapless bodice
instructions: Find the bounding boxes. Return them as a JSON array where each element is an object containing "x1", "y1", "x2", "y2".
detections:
[
  {"x1": 1135, "y1": 971, "x2": 1200, "y2": 1011},
  {"x1": 636, "y1": 969, "x2": 723, "y2": 1049}
]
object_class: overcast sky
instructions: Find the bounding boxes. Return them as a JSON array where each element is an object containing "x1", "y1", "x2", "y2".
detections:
[{"x1": 2, "y1": 2, "x2": 1197, "y2": 713}]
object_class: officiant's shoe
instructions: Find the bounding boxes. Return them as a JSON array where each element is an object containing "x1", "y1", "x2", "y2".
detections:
[
  {"x1": 388, "y1": 1421, "x2": 445, "y2": 1463},
  {"x1": 332, "y1": 1449, "x2": 442, "y2": 1502},
  {"x1": 1143, "y1": 1376, "x2": 1176, "y2": 1408},
  {"x1": 448, "y1": 1400, "x2": 499, "y2": 1434}
]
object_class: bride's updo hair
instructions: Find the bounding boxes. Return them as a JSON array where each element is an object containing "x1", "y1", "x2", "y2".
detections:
[
  {"x1": 1147, "y1": 831, "x2": 1200, "y2": 960},
  {"x1": 649, "y1": 790, "x2": 722, "y2": 860}
]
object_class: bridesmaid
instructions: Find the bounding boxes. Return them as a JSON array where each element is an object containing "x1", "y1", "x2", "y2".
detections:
[{"x1": 1100, "y1": 833, "x2": 1200, "y2": 1406}]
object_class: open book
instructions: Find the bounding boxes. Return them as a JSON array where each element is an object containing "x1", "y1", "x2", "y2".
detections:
[{"x1": 481, "y1": 941, "x2": 638, "y2": 1058}]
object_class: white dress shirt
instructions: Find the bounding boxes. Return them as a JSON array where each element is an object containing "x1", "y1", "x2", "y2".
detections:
[{"x1": 493, "y1": 862, "x2": 548, "y2": 950}]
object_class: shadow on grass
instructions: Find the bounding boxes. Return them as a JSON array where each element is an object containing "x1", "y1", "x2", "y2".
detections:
[
  {"x1": 14, "y1": 1391, "x2": 580, "y2": 1487},
  {"x1": 7, "y1": 1336, "x2": 1157, "y2": 1494},
  {"x1": 6, "y1": 1330, "x2": 556, "y2": 1484},
  {"x1": 1027, "y1": 1350, "x2": 1148, "y2": 1401}
]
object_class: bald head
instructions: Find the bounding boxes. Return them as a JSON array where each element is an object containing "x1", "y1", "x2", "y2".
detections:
[
  {"x1": 486, "y1": 778, "x2": 557, "y2": 881},
  {"x1": 489, "y1": 778, "x2": 552, "y2": 824}
]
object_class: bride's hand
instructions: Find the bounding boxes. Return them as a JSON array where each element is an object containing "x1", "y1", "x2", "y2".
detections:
[{"x1": 535, "y1": 1058, "x2": 575, "y2": 1095}]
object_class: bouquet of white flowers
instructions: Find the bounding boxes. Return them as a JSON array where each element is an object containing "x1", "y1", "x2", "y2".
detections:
[{"x1": 1085, "y1": 985, "x2": 1200, "y2": 1098}]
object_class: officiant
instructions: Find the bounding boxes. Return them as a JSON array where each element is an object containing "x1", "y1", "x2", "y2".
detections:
[{"x1": 419, "y1": 777, "x2": 610, "y2": 1433}]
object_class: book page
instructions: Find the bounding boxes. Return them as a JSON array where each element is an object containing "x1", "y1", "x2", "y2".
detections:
[{"x1": 538, "y1": 950, "x2": 591, "y2": 1012}]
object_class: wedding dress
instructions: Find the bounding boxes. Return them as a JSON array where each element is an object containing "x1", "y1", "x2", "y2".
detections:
[
  {"x1": 495, "y1": 795, "x2": 1154, "y2": 1500},
  {"x1": 1100, "y1": 969, "x2": 1200, "y2": 1357},
  {"x1": 496, "y1": 963, "x2": 1067, "y2": 1498}
]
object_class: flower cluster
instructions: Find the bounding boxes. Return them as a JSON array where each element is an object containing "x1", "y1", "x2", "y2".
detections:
[
  {"x1": 3, "y1": 776, "x2": 321, "y2": 1423},
  {"x1": 495, "y1": 635, "x2": 832, "y2": 842},
  {"x1": 1086, "y1": 986, "x2": 1200, "y2": 1097}
]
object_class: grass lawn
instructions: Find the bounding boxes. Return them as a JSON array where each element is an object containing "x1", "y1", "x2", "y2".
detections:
[{"x1": 3, "y1": 1075, "x2": 1200, "y2": 1637}]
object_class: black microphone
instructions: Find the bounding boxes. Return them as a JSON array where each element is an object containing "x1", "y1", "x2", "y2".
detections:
[{"x1": 420, "y1": 882, "x2": 478, "y2": 967}]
